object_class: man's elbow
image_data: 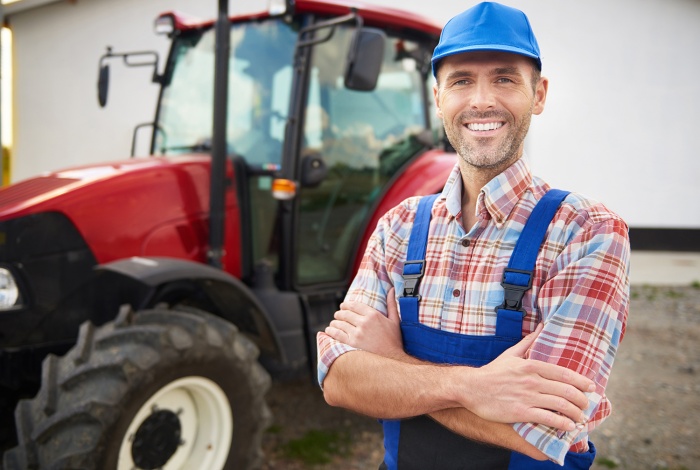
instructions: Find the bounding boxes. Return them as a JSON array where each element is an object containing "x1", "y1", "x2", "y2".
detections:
[{"x1": 321, "y1": 368, "x2": 344, "y2": 407}]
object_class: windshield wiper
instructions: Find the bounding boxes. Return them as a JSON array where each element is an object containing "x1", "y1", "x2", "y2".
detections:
[{"x1": 160, "y1": 138, "x2": 212, "y2": 154}]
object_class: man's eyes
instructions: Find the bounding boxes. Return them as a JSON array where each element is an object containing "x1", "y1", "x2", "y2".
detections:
[{"x1": 450, "y1": 77, "x2": 517, "y2": 86}]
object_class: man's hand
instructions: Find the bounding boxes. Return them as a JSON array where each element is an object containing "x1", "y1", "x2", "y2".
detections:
[
  {"x1": 325, "y1": 289, "x2": 594, "y2": 431},
  {"x1": 325, "y1": 288, "x2": 405, "y2": 360},
  {"x1": 464, "y1": 325, "x2": 593, "y2": 431}
]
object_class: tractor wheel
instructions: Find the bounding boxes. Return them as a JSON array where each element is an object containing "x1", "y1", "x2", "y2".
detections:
[{"x1": 2, "y1": 306, "x2": 272, "y2": 470}]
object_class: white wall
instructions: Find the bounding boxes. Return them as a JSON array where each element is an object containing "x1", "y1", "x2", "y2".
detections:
[
  {"x1": 6, "y1": 0, "x2": 700, "y2": 229},
  {"x1": 8, "y1": 0, "x2": 267, "y2": 179}
]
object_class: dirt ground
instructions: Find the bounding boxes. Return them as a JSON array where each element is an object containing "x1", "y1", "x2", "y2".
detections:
[{"x1": 261, "y1": 284, "x2": 700, "y2": 470}]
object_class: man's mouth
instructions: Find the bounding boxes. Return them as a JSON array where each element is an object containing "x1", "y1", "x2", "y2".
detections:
[{"x1": 466, "y1": 122, "x2": 504, "y2": 132}]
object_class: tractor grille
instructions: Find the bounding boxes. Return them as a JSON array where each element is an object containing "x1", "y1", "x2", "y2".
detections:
[{"x1": 0, "y1": 212, "x2": 98, "y2": 349}]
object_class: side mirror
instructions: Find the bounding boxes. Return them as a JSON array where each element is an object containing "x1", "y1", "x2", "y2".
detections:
[
  {"x1": 96, "y1": 47, "x2": 161, "y2": 108},
  {"x1": 98, "y1": 64, "x2": 110, "y2": 108},
  {"x1": 344, "y1": 27, "x2": 386, "y2": 91},
  {"x1": 300, "y1": 154, "x2": 327, "y2": 188}
]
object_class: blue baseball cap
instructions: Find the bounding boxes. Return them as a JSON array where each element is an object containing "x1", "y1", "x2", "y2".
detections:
[{"x1": 432, "y1": 2, "x2": 542, "y2": 77}]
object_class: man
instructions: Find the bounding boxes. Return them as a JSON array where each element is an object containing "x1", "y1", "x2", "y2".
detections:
[{"x1": 317, "y1": 2, "x2": 629, "y2": 469}]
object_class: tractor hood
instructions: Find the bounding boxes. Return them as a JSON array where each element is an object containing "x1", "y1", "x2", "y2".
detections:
[{"x1": 0, "y1": 155, "x2": 241, "y2": 270}]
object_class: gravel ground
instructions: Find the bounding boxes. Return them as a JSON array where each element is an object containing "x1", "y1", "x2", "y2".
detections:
[{"x1": 261, "y1": 285, "x2": 700, "y2": 470}]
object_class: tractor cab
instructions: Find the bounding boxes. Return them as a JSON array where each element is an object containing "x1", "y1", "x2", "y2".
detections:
[{"x1": 147, "y1": 5, "x2": 441, "y2": 290}]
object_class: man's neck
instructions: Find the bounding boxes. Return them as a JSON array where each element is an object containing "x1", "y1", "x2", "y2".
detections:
[{"x1": 459, "y1": 156, "x2": 521, "y2": 230}]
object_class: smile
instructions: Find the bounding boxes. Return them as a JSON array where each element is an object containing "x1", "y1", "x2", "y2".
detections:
[{"x1": 467, "y1": 122, "x2": 504, "y2": 131}]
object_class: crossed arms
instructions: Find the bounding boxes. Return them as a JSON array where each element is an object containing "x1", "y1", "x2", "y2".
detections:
[{"x1": 320, "y1": 289, "x2": 593, "y2": 461}]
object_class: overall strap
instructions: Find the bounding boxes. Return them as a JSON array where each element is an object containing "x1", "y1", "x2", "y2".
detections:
[
  {"x1": 495, "y1": 189, "x2": 570, "y2": 338},
  {"x1": 399, "y1": 194, "x2": 440, "y2": 323}
]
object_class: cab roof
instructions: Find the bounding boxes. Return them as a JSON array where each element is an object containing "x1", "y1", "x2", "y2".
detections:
[{"x1": 161, "y1": 0, "x2": 442, "y2": 38}]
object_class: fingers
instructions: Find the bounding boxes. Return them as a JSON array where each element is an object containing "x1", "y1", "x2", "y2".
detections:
[
  {"x1": 329, "y1": 295, "x2": 402, "y2": 356},
  {"x1": 476, "y1": 345, "x2": 597, "y2": 429},
  {"x1": 333, "y1": 308, "x2": 363, "y2": 327},
  {"x1": 504, "y1": 323, "x2": 543, "y2": 357},
  {"x1": 527, "y1": 384, "x2": 588, "y2": 426},
  {"x1": 532, "y1": 361, "x2": 596, "y2": 396},
  {"x1": 341, "y1": 289, "x2": 399, "y2": 322},
  {"x1": 339, "y1": 299, "x2": 377, "y2": 316},
  {"x1": 523, "y1": 406, "x2": 584, "y2": 433},
  {"x1": 502, "y1": 325, "x2": 596, "y2": 414},
  {"x1": 326, "y1": 319, "x2": 361, "y2": 346},
  {"x1": 324, "y1": 324, "x2": 346, "y2": 342},
  {"x1": 386, "y1": 288, "x2": 400, "y2": 323}
]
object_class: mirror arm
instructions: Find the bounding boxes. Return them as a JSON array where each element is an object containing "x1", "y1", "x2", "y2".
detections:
[
  {"x1": 297, "y1": 8, "x2": 361, "y2": 48},
  {"x1": 343, "y1": 11, "x2": 365, "y2": 71},
  {"x1": 100, "y1": 46, "x2": 164, "y2": 84}
]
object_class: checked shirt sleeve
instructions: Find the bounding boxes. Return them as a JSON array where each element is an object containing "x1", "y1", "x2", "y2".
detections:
[{"x1": 513, "y1": 215, "x2": 630, "y2": 464}]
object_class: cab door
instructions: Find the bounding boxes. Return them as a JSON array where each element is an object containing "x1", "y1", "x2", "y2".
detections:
[
  {"x1": 296, "y1": 25, "x2": 436, "y2": 286},
  {"x1": 294, "y1": 23, "x2": 437, "y2": 347}
]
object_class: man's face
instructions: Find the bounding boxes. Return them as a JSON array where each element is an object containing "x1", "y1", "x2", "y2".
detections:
[{"x1": 433, "y1": 51, "x2": 548, "y2": 171}]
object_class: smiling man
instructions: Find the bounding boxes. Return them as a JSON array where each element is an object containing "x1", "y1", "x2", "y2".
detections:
[{"x1": 317, "y1": 3, "x2": 630, "y2": 469}]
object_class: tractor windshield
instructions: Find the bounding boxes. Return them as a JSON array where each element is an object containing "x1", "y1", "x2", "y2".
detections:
[
  {"x1": 295, "y1": 26, "x2": 438, "y2": 284},
  {"x1": 155, "y1": 13, "x2": 439, "y2": 287},
  {"x1": 154, "y1": 18, "x2": 296, "y2": 168}
]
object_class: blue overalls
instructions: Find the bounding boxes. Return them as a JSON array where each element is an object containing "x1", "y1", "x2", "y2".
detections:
[{"x1": 380, "y1": 190, "x2": 596, "y2": 469}]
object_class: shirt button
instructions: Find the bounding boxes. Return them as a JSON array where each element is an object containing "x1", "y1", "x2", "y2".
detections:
[
  {"x1": 452, "y1": 289, "x2": 460, "y2": 297},
  {"x1": 461, "y1": 239, "x2": 470, "y2": 247}
]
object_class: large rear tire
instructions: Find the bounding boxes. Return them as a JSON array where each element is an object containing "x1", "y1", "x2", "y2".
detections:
[{"x1": 3, "y1": 306, "x2": 271, "y2": 470}]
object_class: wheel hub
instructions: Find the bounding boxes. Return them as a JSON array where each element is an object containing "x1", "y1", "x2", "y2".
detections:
[
  {"x1": 131, "y1": 408, "x2": 182, "y2": 469},
  {"x1": 117, "y1": 376, "x2": 234, "y2": 470}
]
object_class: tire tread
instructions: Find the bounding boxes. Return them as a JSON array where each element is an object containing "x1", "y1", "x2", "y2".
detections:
[{"x1": 3, "y1": 308, "x2": 271, "y2": 470}]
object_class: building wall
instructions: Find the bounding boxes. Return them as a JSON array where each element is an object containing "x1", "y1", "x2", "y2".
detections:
[{"x1": 5, "y1": 0, "x2": 700, "y2": 230}]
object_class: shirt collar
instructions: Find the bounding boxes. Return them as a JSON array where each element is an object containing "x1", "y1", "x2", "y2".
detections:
[
  {"x1": 441, "y1": 157, "x2": 534, "y2": 229},
  {"x1": 441, "y1": 164, "x2": 463, "y2": 218},
  {"x1": 479, "y1": 158, "x2": 533, "y2": 228}
]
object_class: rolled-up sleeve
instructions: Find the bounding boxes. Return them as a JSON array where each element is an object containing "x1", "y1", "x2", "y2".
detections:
[
  {"x1": 513, "y1": 215, "x2": 630, "y2": 464},
  {"x1": 316, "y1": 331, "x2": 358, "y2": 387}
]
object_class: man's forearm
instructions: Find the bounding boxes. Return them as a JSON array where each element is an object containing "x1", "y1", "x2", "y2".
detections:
[
  {"x1": 429, "y1": 408, "x2": 548, "y2": 461},
  {"x1": 379, "y1": 351, "x2": 547, "y2": 459},
  {"x1": 376, "y1": 348, "x2": 549, "y2": 459},
  {"x1": 325, "y1": 350, "x2": 549, "y2": 460},
  {"x1": 322, "y1": 350, "x2": 467, "y2": 419},
  {"x1": 323, "y1": 336, "x2": 591, "y2": 427}
]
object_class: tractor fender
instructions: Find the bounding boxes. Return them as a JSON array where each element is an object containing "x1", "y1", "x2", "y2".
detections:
[{"x1": 95, "y1": 256, "x2": 284, "y2": 361}]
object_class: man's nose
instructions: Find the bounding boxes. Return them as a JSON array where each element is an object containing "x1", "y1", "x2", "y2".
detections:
[{"x1": 469, "y1": 81, "x2": 496, "y2": 110}]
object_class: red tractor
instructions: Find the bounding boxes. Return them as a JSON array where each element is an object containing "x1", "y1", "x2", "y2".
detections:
[{"x1": 0, "y1": 0, "x2": 455, "y2": 468}]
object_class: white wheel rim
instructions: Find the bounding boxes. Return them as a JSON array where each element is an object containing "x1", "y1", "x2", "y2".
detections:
[{"x1": 117, "y1": 376, "x2": 233, "y2": 470}]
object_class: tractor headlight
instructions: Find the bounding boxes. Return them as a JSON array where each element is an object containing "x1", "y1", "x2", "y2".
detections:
[
  {"x1": 154, "y1": 14, "x2": 175, "y2": 36},
  {"x1": 268, "y1": 0, "x2": 294, "y2": 16},
  {"x1": 0, "y1": 267, "x2": 20, "y2": 309}
]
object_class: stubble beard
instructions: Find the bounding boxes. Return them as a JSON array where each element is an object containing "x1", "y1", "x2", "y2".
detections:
[{"x1": 444, "y1": 107, "x2": 534, "y2": 171}]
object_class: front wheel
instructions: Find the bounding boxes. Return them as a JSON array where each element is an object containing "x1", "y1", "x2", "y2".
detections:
[
  {"x1": 3, "y1": 306, "x2": 272, "y2": 470},
  {"x1": 116, "y1": 375, "x2": 233, "y2": 469}
]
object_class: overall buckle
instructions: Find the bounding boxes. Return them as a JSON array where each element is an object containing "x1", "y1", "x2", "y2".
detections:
[
  {"x1": 495, "y1": 268, "x2": 533, "y2": 314},
  {"x1": 402, "y1": 260, "x2": 425, "y2": 297}
]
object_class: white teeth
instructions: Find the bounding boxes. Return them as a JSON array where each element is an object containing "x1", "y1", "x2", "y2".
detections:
[{"x1": 467, "y1": 122, "x2": 503, "y2": 131}]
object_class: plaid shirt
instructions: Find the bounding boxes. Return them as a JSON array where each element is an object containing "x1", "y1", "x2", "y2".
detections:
[{"x1": 317, "y1": 158, "x2": 630, "y2": 464}]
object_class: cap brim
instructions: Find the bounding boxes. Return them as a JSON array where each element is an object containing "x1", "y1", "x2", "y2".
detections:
[{"x1": 432, "y1": 44, "x2": 542, "y2": 76}]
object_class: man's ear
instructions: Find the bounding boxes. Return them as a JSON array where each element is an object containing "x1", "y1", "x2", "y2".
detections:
[
  {"x1": 433, "y1": 83, "x2": 443, "y2": 119},
  {"x1": 532, "y1": 76, "x2": 549, "y2": 115}
]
